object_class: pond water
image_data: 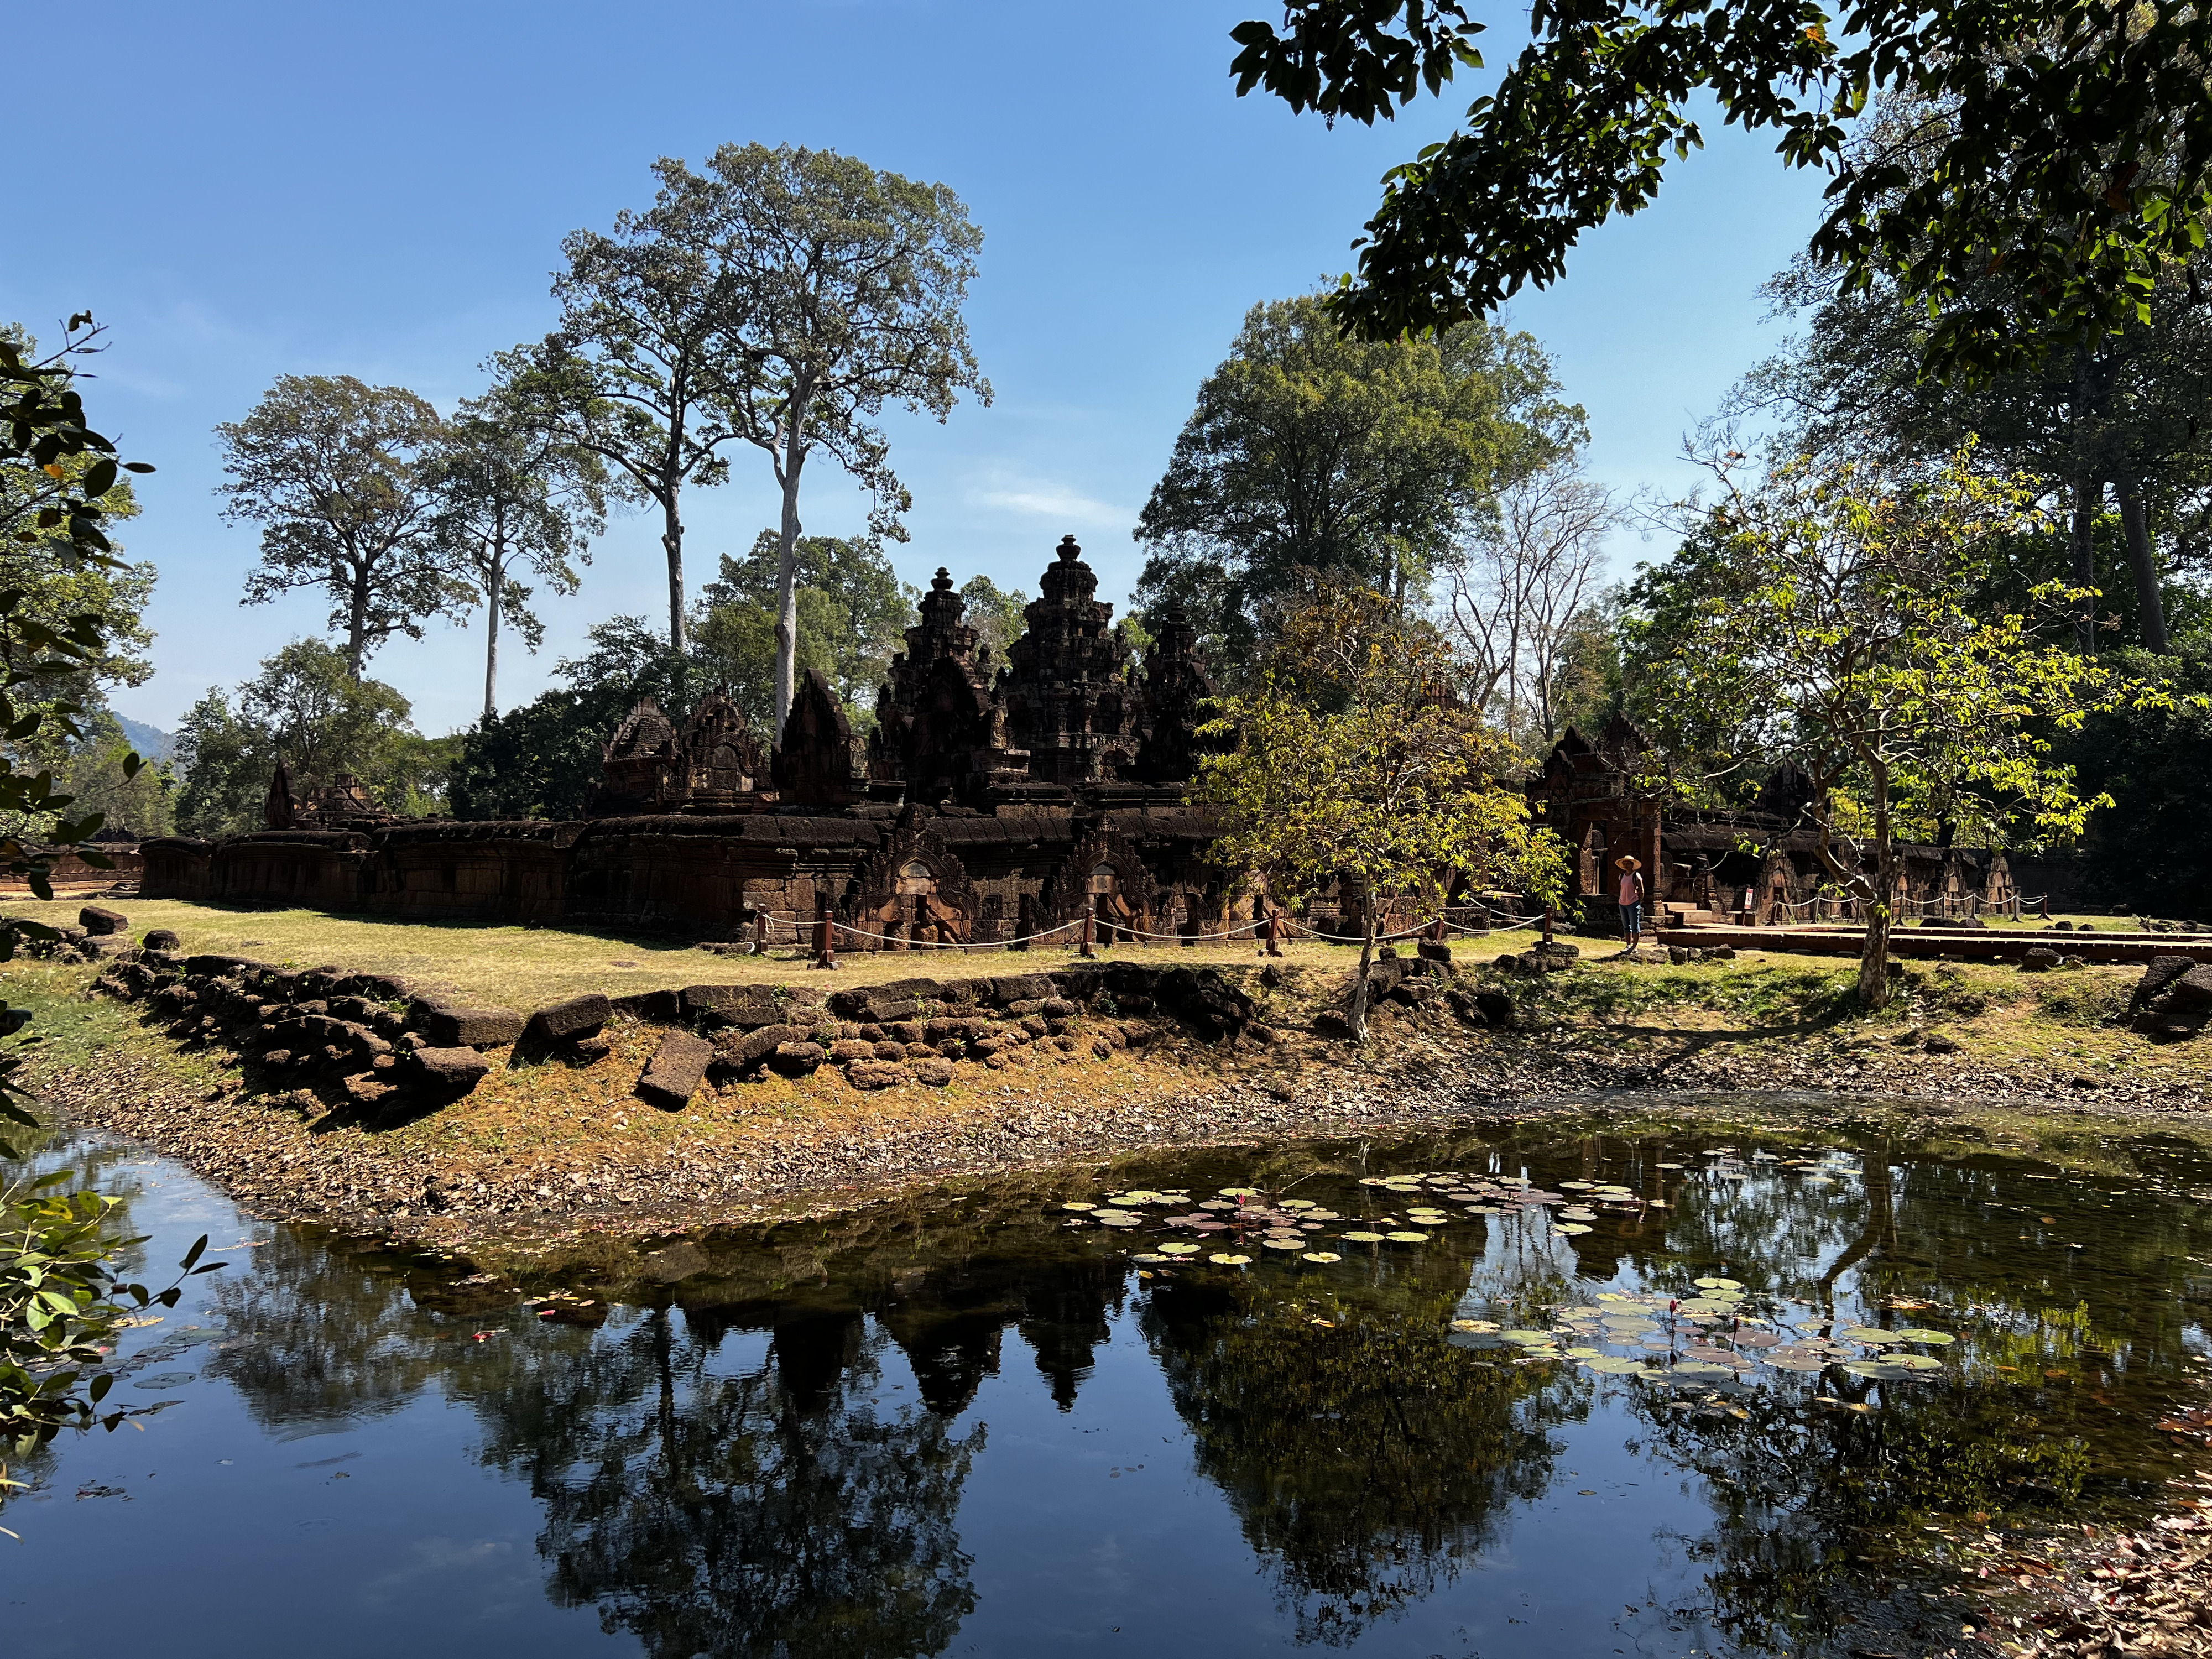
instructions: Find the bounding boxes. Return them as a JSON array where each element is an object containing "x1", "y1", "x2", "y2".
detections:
[{"x1": 7, "y1": 1101, "x2": 2212, "y2": 1659}]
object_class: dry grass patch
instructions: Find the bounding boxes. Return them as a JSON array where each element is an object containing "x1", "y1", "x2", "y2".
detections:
[{"x1": 0, "y1": 895, "x2": 1491, "y2": 1010}]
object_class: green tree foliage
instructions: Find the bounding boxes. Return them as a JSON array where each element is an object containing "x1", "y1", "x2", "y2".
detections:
[
  {"x1": 505, "y1": 164, "x2": 749, "y2": 656},
  {"x1": 173, "y1": 640, "x2": 451, "y2": 836},
  {"x1": 1193, "y1": 586, "x2": 1566, "y2": 1040},
  {"x1": 695, "y1": 143, "x2": 990, "y2": 732},
  {"x1": 217, "y1": 374, "x2": 471, "y2": 677},
  {"x1": 1228, "y1": 1, "x2": 2212, "y2": 379},
  {"x1": 1136, "y1": 293, "x2": 1578, "y2": 680},
  {"x1": 1626, "y1": 451, "x2": 2142, "y2": 1008},
  {"x1": 448, "y1": 617, "x2": 691, "y2": 821},
  {"x1": 695, "y1": 530, "x2": 914, "y2": 728},
  {"x1": 43, "y1": 712, "x2": 173, "y2": 839},
  {"x1": 956, "y1": 573, "x2": 1026, "y2": 670},
  {"x1": 1730, "y1": 92, "x2": 2212, "y2": 656},
  {"x1": 427, "y1": 374, "x2": 607, "y2": 719}
]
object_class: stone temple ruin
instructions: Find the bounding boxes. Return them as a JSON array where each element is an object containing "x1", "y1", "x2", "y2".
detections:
[
  {"x1": 143, "y1": 537, "x2": 1258, "y2": 948},
  {"x1": 1532, "y1": 713, "x2": 2021, "y2": 926}
]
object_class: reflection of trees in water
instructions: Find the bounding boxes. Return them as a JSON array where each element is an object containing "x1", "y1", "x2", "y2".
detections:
[
  {"x1": 1583, "y1": 1142, "x2": 2212, "y2": 1653},
  {"x1": 203, "y1": 1219, "x2": 1133, "y2": 1657},
  {"x1": 466, "y1": 1305, "x2": 982, "y2": 1659},
  {"x1": 1140, "y1": 1265, "x2": 1571, "y2": 1644},
  {"x1": 202, "y1": 1228, "x2": 458, "y2": 1430}
]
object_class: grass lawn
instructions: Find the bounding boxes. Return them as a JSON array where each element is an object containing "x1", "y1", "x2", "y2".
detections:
[{"x1": 0, "y1": 895, "x2": 1546, "y2": 1011}]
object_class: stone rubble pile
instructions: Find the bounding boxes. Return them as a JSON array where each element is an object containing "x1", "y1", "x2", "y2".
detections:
[{"x1": 82, "y1": 908, "x2": 1304, "y2": 1114}]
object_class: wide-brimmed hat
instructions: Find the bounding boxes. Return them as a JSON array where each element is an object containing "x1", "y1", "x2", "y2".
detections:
[{"x1": 1614, "y1": 856, "x2": 1642, "y2": 870}]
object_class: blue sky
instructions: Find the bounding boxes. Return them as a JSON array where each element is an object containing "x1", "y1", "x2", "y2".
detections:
[{"x1": 5, "y1": 1, "x2": 1830, "y2": 737}]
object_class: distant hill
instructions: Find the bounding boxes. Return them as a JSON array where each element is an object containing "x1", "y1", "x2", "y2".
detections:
[{"x1": 114, "y1": 714, "x2": 175, "y2": 764}]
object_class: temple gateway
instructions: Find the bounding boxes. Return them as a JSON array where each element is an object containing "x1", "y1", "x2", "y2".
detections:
[{"x1": 143, "y1": 537, "x2": 1261, "y2": 948}]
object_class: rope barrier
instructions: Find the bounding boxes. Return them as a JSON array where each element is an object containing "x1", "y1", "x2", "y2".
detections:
[{"x1": 740, "y1": 900, "x2": 1555, "y2": 954}]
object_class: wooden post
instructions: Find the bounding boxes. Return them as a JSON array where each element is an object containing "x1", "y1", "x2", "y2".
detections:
[
  {"x1": 1542, "y1": 906, "x2": 1555, "y2": 946},
  {"x1": 812, "y1": 899, "x2": 838, "y2": 971},
  {"x1": 1081, "y1": 907, "x2": 1096, "y2": 958},
  {"x1": 750, "y1": 909, "x2": 769, "y2": 957},
  {"x1": 1265, "y1": 908, "x2": 1285, "y2": 957}
]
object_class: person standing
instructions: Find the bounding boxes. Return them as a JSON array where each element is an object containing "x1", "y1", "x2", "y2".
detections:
[{"x1": 1616, "y1": 855, "x2": 1646, "y2": 953}]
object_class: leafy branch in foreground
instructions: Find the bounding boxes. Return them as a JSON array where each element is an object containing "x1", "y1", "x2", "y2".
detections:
[
  {"x1": 0, "y1": 316, "x2": 150, "y2": 1151},
  {"x1": 1193, "y1": 585, "x2": 1567, "y2": 1041},
  {"x1": 0, "y1": 1172, "x2": 222, "y2": 1460},
  {"x1": 1230, "y1": 1, "x2": 2212, "y2": 380}
]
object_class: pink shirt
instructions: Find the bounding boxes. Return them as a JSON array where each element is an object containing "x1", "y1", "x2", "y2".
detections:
[{"x1": 1618, "y1": 872, "x2": 1643, "y2": 905}]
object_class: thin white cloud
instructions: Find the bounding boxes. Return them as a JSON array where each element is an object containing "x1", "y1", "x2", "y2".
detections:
[{"x1": 967, "y1": 470, "x2": 1130, "y2": 528}]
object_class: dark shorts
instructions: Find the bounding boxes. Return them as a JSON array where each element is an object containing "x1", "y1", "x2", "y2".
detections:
[{"x1": 1619, "y1": 901, "x2": 1642, "y2": 933}]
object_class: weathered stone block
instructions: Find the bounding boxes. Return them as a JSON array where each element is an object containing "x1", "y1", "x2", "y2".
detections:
[
  {"x1": 78, "y1": 905, "x2": 127, "y2": 936},
  {"x1": 419, "y1": 1004, "x2": 525, "y2": 1048},
  {"x1": 886, "y1": 1019, "x2": 925, "y2": 1045},
  {"x1": 713, "y1": 1023, "x2": 805, "y2": 1069},
  {"x1": 829, "y1": 1039, "x2": 875, "y2": 1062},
  {"x1": 140, "y1": 928, "x2": 181, "y2": 953},
  {"x1": 609, "y1": 988, "x2": 680, "y2": 1023},
  {"x1": 846, "y1": 1059, "x2": 910, "y2": 1090},
  {"x1": 910, "y1": 1057, "x2": 954, "y2": 1086},
  {"x1": 1417, "y1": 939, "x2": 1453, "y2": 964},
  {"x1": 769, "y1": 1040, "x2": 825, "y2": 1074},
  {"x1": 2166, "y1": 964, "x2": 2212, "y2": 1008},
  {"x1": 638, "y1": 1030, "x2": 714, "y2": 1108},
  {"x1": 2018, "y1": 946, "x2": 2062, "y2": 972},
  {"x1": 528, "y1": 993, "x2": 611, "y2": 1044},
  {"x1": 404, "y1": 1046, "x2": 493, "y2": 1095},
  {"x1": 872, "y1": 1040, "x2": 907, "y2": 1061},
  {"x1": 992, "y1": 974, "x2": 1055, "y2": 1004},
  {"x1": 2133, "y1": 956, "x2": 2197, "y2": 1011}
]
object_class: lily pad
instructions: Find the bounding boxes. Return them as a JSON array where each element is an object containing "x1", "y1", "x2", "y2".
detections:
[
  {"x1": 1693, "y1": 1276, "x2": 1743, "y2": 1290},
  {"x1": 1894, "y1": 1353, "x2": 1945, "y2": 1372},
  {"x1": 1385, "y1": 1230, "x2": 1431, "y2": 1243},
  {"x1": 1843, "y1": 1359, "x2": 1914, "y2": 1381},
  {"x1": 1131, "y1": 1253, "x2": 1170, "y2": 1264},
  {"x1": 1262, "y1": 1238, "x2": 1306, "y2": 1250},
  {"x1": 1208, "y1": 1253, "x2": 1253, "y2": 1266},
  {"x1": 1301, "y1": 1251, "x2": 1342, "y2": 1264},
  {"x1": 1340, "y1": 1230, "x2": 1387, "y2": 1243},
  {"x1": 1564, "y1": 1345, "x2": 1604, "y2": 1359},
  {"x1": 1553, "y1": 1223, "x2": 1593, "y2": 1235},
  {"x1": 1502, "y1": 1329, "x2": 1556, "y2": 1345},
  {"x1": 1157, "y1": 1243, "x2": 1201, "y2": 1256},
  {"x1": 1843, "y1": 1327, "x2": 1907, "y2": 1347},
  {"x1": 1586, "y1": 1356, "x2": 1650, "y2": 1375},
  {"x1": 1449, "y1": 1318, "x2": 1500, "y2": 1332},
  {"x1": 1218, "y1": 1187, "x2": 1262, "y2": 1198},
  {"x1": 1895, "y1": 1328, "x2": 1957, "y2": 1344},
  {"x1": 1062, "y1": 1201, "x2": 1097, "y2": 1212}
]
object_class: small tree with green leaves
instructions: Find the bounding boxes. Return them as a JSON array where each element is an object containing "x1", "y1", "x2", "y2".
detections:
[
  {"x1": 1629, "y1": 450, "x2": 2151, "y2": 1009},
  {"x1": 1193, "y1": 586, "x2": 1567, "y2": 1041}
]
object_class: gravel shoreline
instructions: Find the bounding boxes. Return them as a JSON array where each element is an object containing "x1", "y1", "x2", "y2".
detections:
[{"x1": 39, "y1": 1022, "x2": 2212, "y2": 1245}]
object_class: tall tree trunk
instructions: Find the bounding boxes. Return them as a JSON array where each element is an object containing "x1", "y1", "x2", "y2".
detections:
[
  {"x1": 661, "y1": 491, "x2": 686, "y2": 655},
  {"x1": 2116, "y1": 476, "x2": 2169, "y2": 654},
  {"x1": 2071, "y1": 474, "x2": 2100, "y2": 657},
  {"x1": 1347, "y1": 905, "x2": 1378, "y2": 1043},
  {"x1": 773, "y1": 397, "x2": 812, "y2": 735},
  {"x1": 347, "y1": 563, "x2": 369, "y2": 681},
  {"x1": 483, "y1": 546, "x2": 503, "y2": 722}
]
